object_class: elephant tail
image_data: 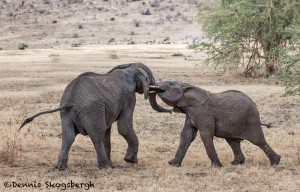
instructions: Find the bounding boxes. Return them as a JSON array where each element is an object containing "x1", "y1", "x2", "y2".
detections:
[
  {"x1": 18, "y1": 104, "x2": 74, "y2": 131},
  {"x1": 261, "y1": 123, "x2": 272, "y2": 128}
]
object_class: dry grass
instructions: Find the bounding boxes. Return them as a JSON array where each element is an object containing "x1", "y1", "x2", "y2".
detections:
[
  {"x1": 0, "y1": 119, "x2": 23, "y2": 165},
  {"x1": 0, "y1": 45, "x2": 299, "y2": 191}
]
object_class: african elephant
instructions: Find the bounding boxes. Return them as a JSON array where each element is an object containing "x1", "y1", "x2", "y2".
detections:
[
  {"x1": 149, "y1": 81, "x2": 281, "y2": 167},
  {"x1": 19, "y1": 63, "x2": 170, "y2": 170}
]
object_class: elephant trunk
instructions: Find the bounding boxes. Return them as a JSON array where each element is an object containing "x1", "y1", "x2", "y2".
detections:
[
  {"x1": 149, "y1": 92, "x2": 172, "y2": 113},
  {"x1": 121, "y1": 63, "x2": 170, "y2": 113}
]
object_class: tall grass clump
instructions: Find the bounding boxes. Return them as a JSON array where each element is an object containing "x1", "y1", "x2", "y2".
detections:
[{"x1": 0, "y1": 119, "x2": 23, "y2": 165}]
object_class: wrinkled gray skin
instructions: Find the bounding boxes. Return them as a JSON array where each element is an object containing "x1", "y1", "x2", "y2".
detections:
[
  {"x1": 19, "y1": 63, "x2": 170, "y2": 170},
  {"x1": 150, "y1": 81, "x2": 281, "y2": 167}
]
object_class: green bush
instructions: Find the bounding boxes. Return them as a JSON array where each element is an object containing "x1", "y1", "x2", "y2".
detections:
[
  {"x1": 280, "y1": 52, "x2": 300, "y2": 96},
  {"x1": 18, "y1": 43, "x2": 28, "y2": 50}
]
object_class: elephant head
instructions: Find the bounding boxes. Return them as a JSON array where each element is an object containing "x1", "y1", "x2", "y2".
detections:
[
  {"x1": 108, "y1": 63, "x2": 171, "y2": 113},
  {"x1": 149, "y1": 81, "x2": 209, "y2": 113}
]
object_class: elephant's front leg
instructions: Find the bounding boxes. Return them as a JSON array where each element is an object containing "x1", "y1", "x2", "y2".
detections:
[
  {"x1": 226, "y1": 139, "x2": 245, "y2": 165},
  {"x1": 169, "y1": 120, "x2": 197, "y2": 167},
  {"x1": 117, "y1": 111, "x2": 139, "y2": 164},
  {"x1": 199, "y1": 130, "x2": 222, "y2": 167}
]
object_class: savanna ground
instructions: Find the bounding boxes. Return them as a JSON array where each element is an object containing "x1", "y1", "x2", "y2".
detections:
[{"x1": 0, "y1": 44, "x2": 299, "y2": 191}]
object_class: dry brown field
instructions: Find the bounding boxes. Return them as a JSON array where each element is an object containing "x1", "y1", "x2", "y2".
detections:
[{"x1": 0, "y1": 44, "x2": 299, "y2": 191}]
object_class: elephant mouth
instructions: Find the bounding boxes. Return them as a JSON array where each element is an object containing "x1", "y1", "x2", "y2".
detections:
[{"x1": 149, "y1": 85, "x2": 165, "y2": 94}]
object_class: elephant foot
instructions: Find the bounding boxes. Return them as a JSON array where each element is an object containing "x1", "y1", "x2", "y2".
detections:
[
  {"x1": 270, "y1": 154, "x2": 281, "y2": 166},
  {"x1": 55, "y1": 164, "x2": 67, "y2": 171},
  {"x1": 124, "y1": 154, "x2": 138, "y2": 164},
  {"x1": 124, "y1": 158, "x2": 138, "y2": 164},
  {"x1": 98, "y1": 161, "x2": 113, "y2": 169},
  {"x1": 168, "y1": 159, "x2": 181, "y2": 167},
  {"x1": 231, "y1": 159, "x2": 245, "y2": 165},
  {"x1": 98, "y1": 164, "x2": 113, "y2": 169},
  {"x1": 231, "y1": 156, "x2": 245, "y2": 165},
  {"x1": 211, "y1": 161, "x2": 222, "y2": 167}
]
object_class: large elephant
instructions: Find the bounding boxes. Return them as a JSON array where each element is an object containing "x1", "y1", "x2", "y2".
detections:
[
  {"x1": 149, "y1": 81, "x2": 281, "y2": 167},
  {"x1": 19, "y1": 63, "x2": 170, "y2": 170}
]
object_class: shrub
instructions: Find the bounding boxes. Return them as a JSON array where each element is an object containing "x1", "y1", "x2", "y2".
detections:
[
  {"x1": 18, "y1": 43, "x2": 28, "y2": 50},
  {"x1": 71, "y1": 43, "x2": 81, "y2": 47},
  {"x1": 133, "y1": 20, "x2": 140, "y2": 27},
  {"x1": 108, "y1": 38, "x2": 116, "y2": 43},
  {"x1": 280, "y1": 53, "x2": 300, "y2": 96},
  {"x1": 142, "y1": 9, "x2": 151, "y2": 15}
]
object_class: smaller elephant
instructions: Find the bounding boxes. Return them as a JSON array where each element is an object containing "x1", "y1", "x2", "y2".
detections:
[{"x1": 149, "y1": 81, "x2": 281, "y2": 167}]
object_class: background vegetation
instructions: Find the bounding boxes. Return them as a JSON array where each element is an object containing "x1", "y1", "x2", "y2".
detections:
[{"x1": 193, "y1": 0, "x2": 300, "y2": 95}]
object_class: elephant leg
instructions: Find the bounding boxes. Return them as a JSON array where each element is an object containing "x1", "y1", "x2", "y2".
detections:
[
  {"x1": 258, "y1": 144, "x2": 281, "y2": 165},
  {"x1": 169, "y1": 120, "x2": 197, "y2": 167},
  {"x1": 246, "y1": 123, "x2": 281, "y2": 166},
  {"x1": 56, "y1": 116, "x2": 76, "y2": 170},
  {"x1": 117, "y1": 111, "x2": 139, "y2": 164},
  {"x1": 89, "y1": 131, "x2": 113, "y2": 169},
  {"x1": 200, "y1": 131, "x2": 222, "y2": 167},
  {"x1": 84, "y1": 117, "x2": 113, "y2": 169},
  {"x1": 103, "y1": 127, "x2": 112, "y2": 161},
  {"x1": 225, "y1": 139, "x2": 245, "y2": 165}
]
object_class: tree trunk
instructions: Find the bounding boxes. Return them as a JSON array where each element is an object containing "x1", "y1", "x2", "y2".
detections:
[{"x1": 262, "y1": 42, "x2": 277, "y2": 77}]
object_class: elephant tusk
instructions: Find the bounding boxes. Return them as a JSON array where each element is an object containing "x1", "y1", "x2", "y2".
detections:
[{"x1": 148, "y1": 85, "x2": 160, "y2": 93}]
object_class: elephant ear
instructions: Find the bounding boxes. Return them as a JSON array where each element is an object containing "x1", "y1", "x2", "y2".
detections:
[
  {"x1": 135, "y1": 68, "x2": 150, "y2": 100},
  {"x1": 177, "y1": 87, "x2": 209, "y2": 108}
]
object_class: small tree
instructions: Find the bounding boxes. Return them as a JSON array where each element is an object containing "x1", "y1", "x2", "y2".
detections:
[{"x1": 193, "y1": 0, "x2": 300, "y2": 79}]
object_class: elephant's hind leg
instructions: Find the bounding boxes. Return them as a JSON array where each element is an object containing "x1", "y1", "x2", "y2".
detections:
[
  {"x1": 225, "y1": 139, "x2": 245, "y2": 165},
  {"x1": 90, "y1": 132, "x2": 113, "y2": 169},
  {"x1": 104, "y1": 127, "x2": 112, "y2": 161},
  {"x1": 84, "y1": 116, "x2": 113, "y2": 169},
  {"x1": 258, "y1": 144, "x2": 281, "y2": 165},
  {"x1": 56, "y1": 116, "x2": 76, "y2": 170},
  {"x1": 246, "y1": 123, "x2": 281, "y2": 166}
]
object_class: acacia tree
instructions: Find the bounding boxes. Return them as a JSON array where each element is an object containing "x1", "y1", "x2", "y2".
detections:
[{"x1": 193, "y1": 0, "x2": 300, "y2": 95}]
